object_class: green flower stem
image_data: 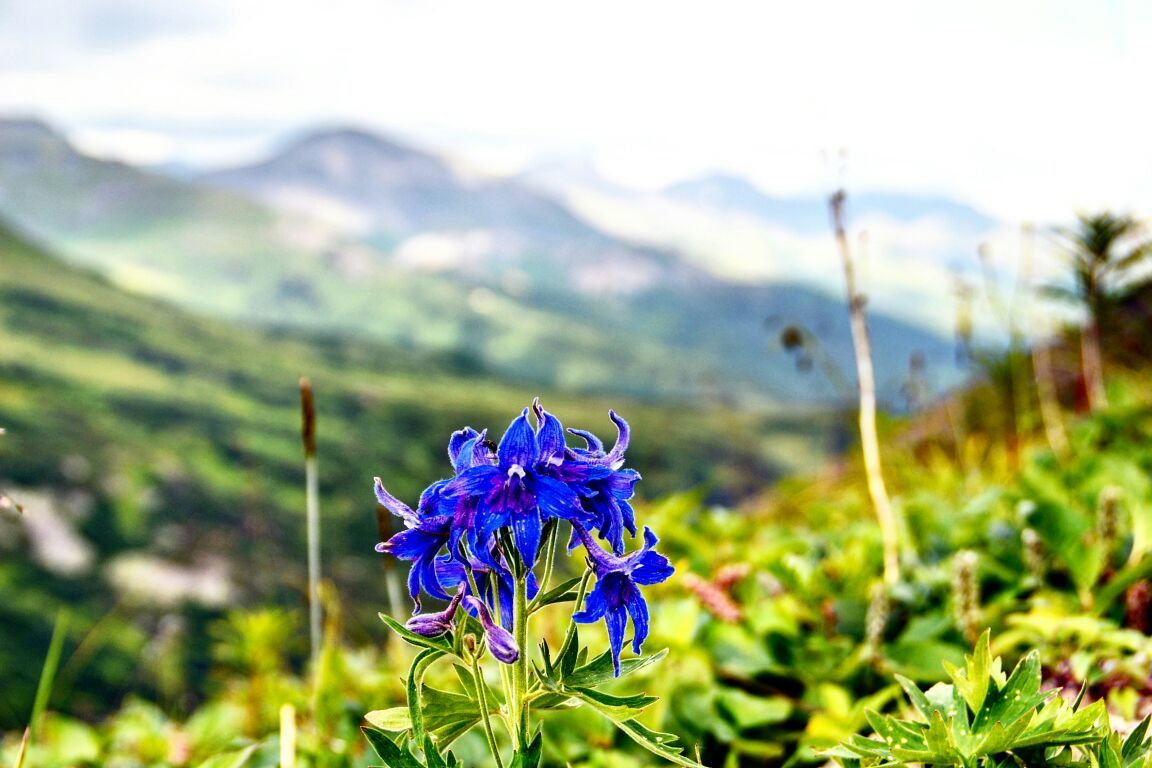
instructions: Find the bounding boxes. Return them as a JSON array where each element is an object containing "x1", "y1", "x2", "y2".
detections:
[
  {"x1": 528, "y1": 522, "x2": 558, "y2": 611},
  {"x1": 560, "y1": 567, "x2": 594, "y2": 651},
  {"x1": 510, "y1": 572, "x2": 530, "y2": 750},
  {"x1": 471, "y1": 653, "x2": 506, "y2": 768}
]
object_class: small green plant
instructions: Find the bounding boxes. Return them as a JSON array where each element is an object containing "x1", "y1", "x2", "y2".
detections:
[{"x1": 831, "y1": 631, "x2": 1152, "y2": 767}]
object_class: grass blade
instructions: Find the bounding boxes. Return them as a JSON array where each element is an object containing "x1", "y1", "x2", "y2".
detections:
[{"x1": 30, "y1": 609, "x2": 69, "y2": 738}]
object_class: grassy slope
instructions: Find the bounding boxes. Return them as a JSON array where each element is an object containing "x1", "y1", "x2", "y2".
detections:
[{"x1": 0, "y1": 221, "x2": 837, "y2": 726}]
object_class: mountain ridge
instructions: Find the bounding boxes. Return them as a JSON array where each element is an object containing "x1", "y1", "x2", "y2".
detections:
[{"x1": 0, "y1": 116, "x2": 960, "y2": 404}]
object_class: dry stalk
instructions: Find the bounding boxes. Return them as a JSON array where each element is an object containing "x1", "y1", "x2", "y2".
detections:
[{"x1": 829, "y1": 190, "x2": 899, "y2": 585}]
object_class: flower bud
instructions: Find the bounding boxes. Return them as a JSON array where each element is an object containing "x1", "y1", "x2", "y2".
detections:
[
  {"x1": 404, "y1": 591, "x2": 463, "y2": 637},
  {"x1": 952, "y1": 550, "x2": 980, "y2": 646},
  {"x1": 464, "y1": 596, "x2": 519, "y2": 664}
]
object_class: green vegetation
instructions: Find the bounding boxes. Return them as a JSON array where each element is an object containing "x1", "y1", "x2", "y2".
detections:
[
  {"x1": 0, "y1": 219, "x2": 833, "y2": 733},
  {"x1": 5, "y1": 186, "x2": 1152, "y2": 768}
]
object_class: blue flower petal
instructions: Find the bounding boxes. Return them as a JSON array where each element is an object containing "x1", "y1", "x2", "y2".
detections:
[
  {"x1": 624, "y1": 581, "x2": 649, "y2": 654},
  {"x1": 604, "y1": 601, "x2": 627, "y2": 676},
  {"x1": 446, "y1": 464, "x2": 502, "y2": 496},
  {"x1": 374, "y1": 477, "x2": 419, "y2": 526},
  {"x1": 497, "y1": 409, "x2": 539, "y2": 469},
  {"x1": 447, "y1": 427, "x2": 480, "y2": 467},
  {"x1": 631, "y1": 549, "x2": 674, "y2": 586},
  {"x1": 534, "y1": 475, "x2": 590, "y2": 524},
  {"x1": 572, "y1": 580, "x2": 609, "y2": 623},
  {"x1": 533, "y1": 400, "x2": 567, "y2": 464},
  {"x1": 511, "y1": 506, "x2": 543, "y2": 567},
  {"x1": 566, "y1": 427, "x2": 604, "y2": 454}
]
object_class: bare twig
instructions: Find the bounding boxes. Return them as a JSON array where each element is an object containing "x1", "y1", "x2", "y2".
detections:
[{"x1": 829, "y1": 190, "x2": 900, "y2": 585}]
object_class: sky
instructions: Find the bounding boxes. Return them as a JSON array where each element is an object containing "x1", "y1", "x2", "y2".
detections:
[{"x1": 1, "y1": 0, "x2": 1150, "y2": 222}]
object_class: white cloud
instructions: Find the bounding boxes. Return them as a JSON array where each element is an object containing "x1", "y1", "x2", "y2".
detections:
[{"x1": 1, "y1": 0, "x2": 1150, "y2": 220}]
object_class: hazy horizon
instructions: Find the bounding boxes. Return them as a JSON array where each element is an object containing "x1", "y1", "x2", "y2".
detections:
[{"x1": 3, "y1": 0, "x2": 1150, "y2": 223}]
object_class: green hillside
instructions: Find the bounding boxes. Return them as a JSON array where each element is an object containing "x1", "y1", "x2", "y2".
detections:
[
  {"x1": 0, "y1": 119, "x2": 956, "y2": 404},
  {"x1": 0, "y1": 220, "x2": 837, "y2": 727}
]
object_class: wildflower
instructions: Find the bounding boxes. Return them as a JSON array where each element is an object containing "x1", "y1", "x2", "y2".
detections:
[
  {"x1": 446, "y1": 408, "x2": 589, "y2": 568},
  {"x1": 572, "y1": 523, "x2": 674, "y2": 675},
  {"x1": 464, "y1": 596, "x2": 519, "y2": 664},
  {"x1": 405, "y1": 590, "x2": 464, "y2": 637},
  {"x1": 374, "y1": 478, "x2": 452, "y2": 610},
  {"x1": 557, "y1": 409, "x2": 639, "y2": 554},
  {"x1": 374, "y1": 427, "x2": 493, "y2": 610}
]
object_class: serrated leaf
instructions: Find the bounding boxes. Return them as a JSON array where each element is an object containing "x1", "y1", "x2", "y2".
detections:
[
  {"x1": 973, "y1": 651, "x2": 1048, "y2": 732},
  {"x1": 973, "y1": 714, "x2": 1034, "y2": 757},
  {"x1": 410, "y1": 686, "x2": 490, "y2": 747},
  {"x1": 924, "y1": 710, "x2": 953, "y2": 757},
  {"x1": 947, "y1": 630, "x2": 992, "y2": 714},
  {"x1": 603, "y1": 717, "x2": 709, "y2": 768}
]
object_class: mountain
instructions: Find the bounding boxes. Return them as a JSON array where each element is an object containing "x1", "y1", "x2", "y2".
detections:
[
  {"x1": 663, "y1": 172, "x2": 998, "y2": 235},
  {"x1": 0, "y1": 118, "x2": 959, "y2": 404},
  {"x1": 516, "y1": 161, "x2": 1007, "y2": 341},
  {"x1": 0, "y1": 218, "x2": 831, "y2": 726},
  {"x1": 199, "y1": 127, "x2": 688, "y2": 297}
]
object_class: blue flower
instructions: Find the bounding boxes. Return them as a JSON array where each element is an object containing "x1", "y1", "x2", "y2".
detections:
[
  {"x1": 446, "y1": 408, "x2": 590, "y2": 569},
  {"x1": 375, "y1": 427, "x2": 492, "y2": 611},
  {"x1": 404, "y1": 589, "x2": 464, "y2": 637},
  {"x1": 572, "y1": 523, "x2": 674, "y2": 676},
  {"x1": 374, "y1": 478, "x2": 451, "y2": 611},
  {"x1": 464, "y1": 596, "x2": 519, "y2": 664},
  {"x1": 558, "y1": 411, "x2": 639, "y2": 554}
]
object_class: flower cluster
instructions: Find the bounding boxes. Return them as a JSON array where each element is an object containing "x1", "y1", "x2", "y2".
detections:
[{"x1": 374, "y1": 400, "x2": 673, "y2": 674}]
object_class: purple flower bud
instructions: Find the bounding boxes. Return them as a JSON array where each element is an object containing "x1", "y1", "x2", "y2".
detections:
[
  {"x1": 404, "y1": 591, "x2": 463, "y2": 637},
  {"x1": 464, "y1": 596, "x2": 519, "y2": 664}
]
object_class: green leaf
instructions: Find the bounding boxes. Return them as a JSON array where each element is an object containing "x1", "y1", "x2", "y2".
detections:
[
  {"x1": 945, "y1": 630, "x2": 992, "y2": 714},
  {"x1": 380, "y1": 613, "x2": 454, "y2": 653},
  {"x1": 895, "y1": 674, "x2": 943, "y2": 720},
  {"x1": 1122, "y1": 715, "x2": 1151, "y2": 765},
  {"x1": 605, "y1": 717, "x2": 710, "y2": 768},
  {"x1": 510, "y1": 730, "x2": 544, "y2": 768},
  {"x1": 972, "y1": 651, "x2": 1048, "y2": 732},
  {"x1": 194, "y1": 745, "x2": 259, "y2": 768},
  {"x1": 363, "y1": 726, "x2": 424, "y2": 768},
  {"x1": 423, "y1": 735, "x2": 450, "y2": 768},
  {"x1": 408, "y1": 648, "x2": 446, "y2": 746},
  {"x1": 530, "y1": 577, "x2": 582, "y2": 611},
  {"x1": 421, "y1": 686, "x2": 487, "y2": 746},
  {"x1": 570, "y1": 686, "x2": 656, "y2": 722},
  {"x1": 557, "y1": 626, "x2": 580, "y2": 679},
  {"x1": 365, "y1": 708, "x2": 412, "y2": 732},
  {"x1": 715, "y1": 689, "x2": 792, "y2": 730},
  {"x1": 924, "y1": 711, "x2": 953, "y2": 758},
  {"x1": 564, "y1": 648, "x2": 668, "y2": 688}
]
